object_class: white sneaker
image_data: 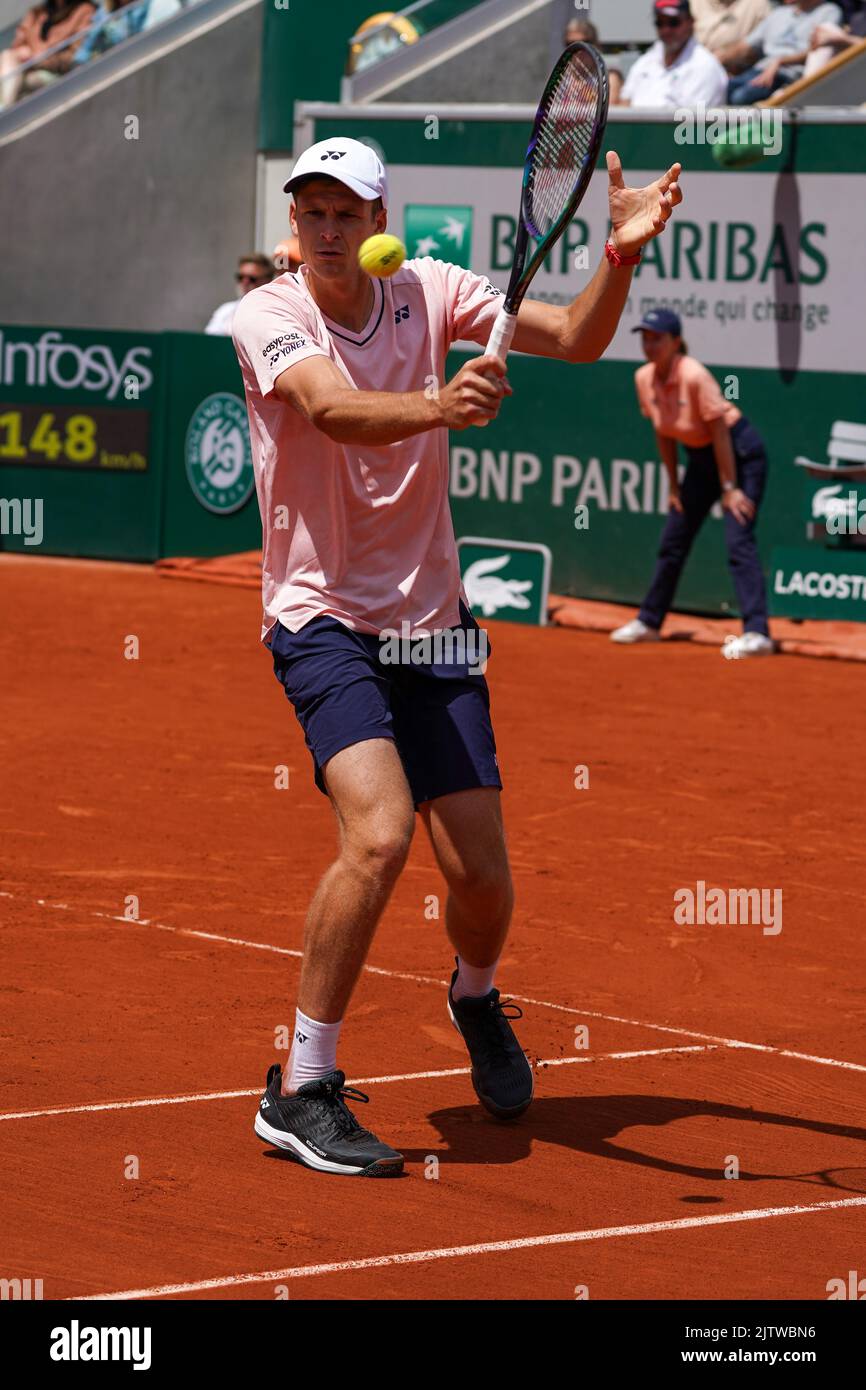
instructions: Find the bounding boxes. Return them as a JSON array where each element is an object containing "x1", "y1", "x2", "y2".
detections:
[
  {"x1": 611, "y1": 618, "x2": 661, "y2": 644},
  {"x1": 721, "y1": 632, "x2": 775, "y2": 660}
]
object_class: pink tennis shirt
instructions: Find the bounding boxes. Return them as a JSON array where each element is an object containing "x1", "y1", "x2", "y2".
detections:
[
  {"x1": 232, "y1": 257, "x2": 503, "y2": 641},
  {"x1": 635, "y1": 354, "x2": 742, "y2": 449}
]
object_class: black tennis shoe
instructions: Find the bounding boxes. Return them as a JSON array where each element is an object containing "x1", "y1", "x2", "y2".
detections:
[
  {"x1": 447, "y1": 964, "x2": 534, "y2": 1119},
  {"x1": 254, "y1": 1064, "x2": 404, "y2": 1177}
]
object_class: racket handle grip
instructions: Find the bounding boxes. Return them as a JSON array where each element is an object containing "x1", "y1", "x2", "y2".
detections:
[
  {"x1": 474, "y1": 309, "x2": 517, "y2": 428},
  {"x1": 485, "y1": 308, "x2": 517, "y2": 364}
]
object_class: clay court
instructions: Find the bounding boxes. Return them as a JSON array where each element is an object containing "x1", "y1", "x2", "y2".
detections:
[{"x1": 2, "y1": 552, "x2": 865, "y2": 1301}]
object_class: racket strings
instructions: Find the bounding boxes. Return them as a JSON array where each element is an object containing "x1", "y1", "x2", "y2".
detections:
[{"x1": 526, "y1": 54, "x2": 603, "y2": 241}]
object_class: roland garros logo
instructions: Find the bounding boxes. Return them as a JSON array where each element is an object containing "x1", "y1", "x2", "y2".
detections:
[{"x1": 184, "y1": 392, "x2": 254, "y2": 515}]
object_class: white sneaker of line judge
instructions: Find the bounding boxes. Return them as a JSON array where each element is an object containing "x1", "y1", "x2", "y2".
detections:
[
  {"x1": 721, "y1": 632, "x2": 775, "y2": 660},
  {"x1": 610, "y1": 618, "x2": 661, "y2": 644}
]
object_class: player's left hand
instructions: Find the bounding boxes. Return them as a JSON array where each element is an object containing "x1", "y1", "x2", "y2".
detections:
[
  {"x1": 721, "y1": 487, "x2": 756, "y2": 525},
  {"x1": 606, "y1": 153, "x2": 682, "y2": 258}
]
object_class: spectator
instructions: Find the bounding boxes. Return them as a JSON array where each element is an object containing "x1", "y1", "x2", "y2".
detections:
[
  {"x1": 720, "y1": 0, "x2": 843, "y2": 104},
  {"x1": 73, "y1": 0, "x2": 145, "y2": 66},
  {"x1": 611, "y1": 308, "x2": 773, "y2": 659},
  {"x1": 690, "y1": 0, "x2": 772, "y2": 55},
  {"x1": 803, "y1": 3, "x2": 866, "y2": 75},
  {"x1": 0, "y1": 0, "x2": 95, "y2": 108},
  {"x1": 205, "y1": 254, "x2": 275, "y2": 336},
  {"x1": 141, "y1": 0, "x2": 182, "y2": 31},
  {"x1": 564, "y1": 15, "x2": 625, "y2": 103},
  {"x1": 616, "y1": 0, "x2": 728, "y2": 107},
  {"x1": 272, "y1": 236, "x2": 303, "y2": 274}
]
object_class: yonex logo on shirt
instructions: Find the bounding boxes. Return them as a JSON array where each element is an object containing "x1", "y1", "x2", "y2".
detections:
[
  {"x1": 264, "y1": 332, "x2": 309, "y2": 368},
  {"x1": 394, "y1": 305, "x2": 410, "y2": 324}
]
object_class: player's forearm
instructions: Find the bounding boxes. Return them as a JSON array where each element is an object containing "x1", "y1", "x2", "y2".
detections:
[
  {"x1": 771, "y1": 49, "x2": 809, "y2": 68},
  {"x1": 560, "y1": 256, "x2": 633, "y2": 363},
  {"x1": 656, "y1": 432, "x2": 679, "y2": 482},
  {"x1": 312, "y1": 389, "x2": 442, "y2": 445},
  {"x1": 710, "y1": 417, "x2": 737, "y2": 488}
]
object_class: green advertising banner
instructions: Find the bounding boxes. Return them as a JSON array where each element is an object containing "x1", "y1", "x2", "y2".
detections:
[
  {"x1": 445, "y1": 349, "x2": 866, "y2": 615},
  {"x1": 0, "y1": 326, "x2": 162, "y2": 559},
  {"x1": 770, "y1": 546, "x2": 866, "y2": 620},
  {"x1": 457, "y1": 536, "x2": 551, "y2": 625},
  {"x1": 159, "y1": 333, "x2": 261, "y2": 560},
  {"x1": 0, "y1": 327, "x2": 261, "y2": 563}
]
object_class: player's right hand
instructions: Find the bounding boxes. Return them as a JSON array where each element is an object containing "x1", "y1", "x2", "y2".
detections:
[{"x1": 438, "y1": 355, "x2": 512, "y2": 430}]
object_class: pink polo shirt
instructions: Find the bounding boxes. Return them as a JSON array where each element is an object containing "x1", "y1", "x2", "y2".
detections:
[
  {"x1": 231, "y1": 257, "x2": 503, "y2": 641},
  {"x1": 635, "y1": 354, "x2": 741, "y2": 449}
]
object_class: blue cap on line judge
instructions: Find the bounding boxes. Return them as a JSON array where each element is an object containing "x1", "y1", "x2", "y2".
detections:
[{"x1": 632, "y1": 307, "x2": 682, "y2": 336}]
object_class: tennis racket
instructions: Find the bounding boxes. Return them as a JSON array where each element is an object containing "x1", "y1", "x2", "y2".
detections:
[{"x1": 482, "y1": 41, "x2": 609, "y2": 377}]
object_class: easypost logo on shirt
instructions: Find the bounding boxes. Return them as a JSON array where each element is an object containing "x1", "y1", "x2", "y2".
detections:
[
  {"x1": 184, "y1": 392, "x2": 254, "y2": 515},
  {"x1": 263, "y1": 330, "x2": 310, "y2": 372},
  {"x1": 404, "y1": 206, "x2": 473, "y2": 268}
]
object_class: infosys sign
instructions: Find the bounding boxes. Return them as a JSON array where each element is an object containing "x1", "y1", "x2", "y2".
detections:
[
  {"x1": 770, "y1": 546, "x2": 866, "y2": 620},
  {"x1": 0, "y1": 330, "x2": 155, "y2": 402}
]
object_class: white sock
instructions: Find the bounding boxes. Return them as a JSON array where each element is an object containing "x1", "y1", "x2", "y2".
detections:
[
  {"x1": 285, "y1": 1008, "x2": 343, "y2": 1093},
  {"x1": 452, "y1": 955, "x2": 499, "y2": 1001}
]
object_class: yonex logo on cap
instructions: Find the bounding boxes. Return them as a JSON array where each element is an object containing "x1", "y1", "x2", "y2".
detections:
[{"x1": 283, "y1": 138, "x2": 388, "y2": 205}]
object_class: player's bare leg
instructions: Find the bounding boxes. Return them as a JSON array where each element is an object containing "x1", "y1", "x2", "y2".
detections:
[
  {"x1": 419, "y1": 787, "x2": 513, "y2": 968},
  {"x1": 254, "y1": 737, "x2": 411, "y2": 1175},
  {"x1": 420, "y1": 787, "x2": 532, "y2": 1119},
  {"x1": 284, "y1": 737, "x2": 414, "y2": 1075}
]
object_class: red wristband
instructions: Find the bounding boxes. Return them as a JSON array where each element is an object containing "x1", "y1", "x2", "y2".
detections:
[{"x1": 605, "y1": 240, "x2": 642, "y2": 267}]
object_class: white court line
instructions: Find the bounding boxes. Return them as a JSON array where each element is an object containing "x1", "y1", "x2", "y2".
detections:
[
  {"x1": 75, "y1": 1196, "x2": 866, "y2": 1300},
  {"x1": 5, "y1": 889, "x2": 866, "y2": 1074},
  {"x1": 0, "y1": 1046, "x2": 717, "y2": 1122}
]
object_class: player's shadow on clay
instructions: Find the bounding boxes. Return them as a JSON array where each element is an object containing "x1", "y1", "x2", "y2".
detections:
[{"x1": 401, "y1": 1094, "x2": 866, "y2": 1187}]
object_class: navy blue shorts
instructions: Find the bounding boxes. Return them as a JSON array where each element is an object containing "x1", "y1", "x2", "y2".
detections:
[{"x1": 268, "y1": 603, "x2": 502, "y2": 808}]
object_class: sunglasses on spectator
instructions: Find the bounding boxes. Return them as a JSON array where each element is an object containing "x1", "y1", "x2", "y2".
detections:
[
  {"x1": 655, "y1": 16, "x2": 685, "y2": 28},
  {"x1": 236, "y1": 271, "x2": 268, "y2": 284}
]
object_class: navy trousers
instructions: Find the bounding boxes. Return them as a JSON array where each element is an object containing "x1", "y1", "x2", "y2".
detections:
[
  {"x1": 728, "y1": 64, "x2": 789, "y2": 106},
  {"x1": 638, "y1": 417, "x2": 770, "y2": 636}
]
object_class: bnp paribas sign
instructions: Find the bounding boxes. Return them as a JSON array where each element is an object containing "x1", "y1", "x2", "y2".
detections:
[{"x1": 393, "y1": 172, "x2": 850, "y2": 374}]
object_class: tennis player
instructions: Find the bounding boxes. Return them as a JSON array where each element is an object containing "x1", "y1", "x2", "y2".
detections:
[
  {"x1": 611, "y1": 307, "x2": 774, "y2": 657},
  {"x1": 233, "y1": 136, "x2": 683, "y2": 1177}
]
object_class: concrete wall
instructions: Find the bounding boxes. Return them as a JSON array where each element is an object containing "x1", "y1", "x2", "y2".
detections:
[
  {"x1": 380, "y1": 0, "x2": 652, "y2": 105},
  {"x1": 0, "y1": 3, "x2": 263, "y2": 331},
  {"x1": 383, "y1": 8, "x2": 565, "y2": 104},
  {"x1": 0, "y1": 0, "x2": 29, "y2": 38}
]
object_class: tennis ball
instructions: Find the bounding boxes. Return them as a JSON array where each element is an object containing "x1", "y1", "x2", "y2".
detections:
[{"x1": 359, "y1": 233, "x2": 406, "y2": 278}]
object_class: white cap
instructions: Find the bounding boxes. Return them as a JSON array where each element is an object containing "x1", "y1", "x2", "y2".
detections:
[{"x1": 283, "y1": 137, "x2": 388, "y2": 207}]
